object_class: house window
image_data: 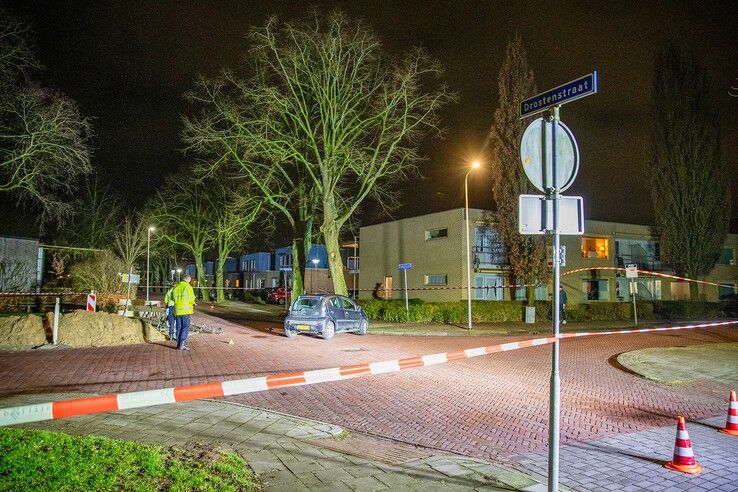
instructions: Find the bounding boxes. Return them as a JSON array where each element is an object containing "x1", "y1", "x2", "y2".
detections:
[
  {"x1": 242, "y1": 259, "x2": 256, "y2": 272},
  {"x1": 474, "y1": 226, "x2": 506, "y2": 266},
  {"x1": 582, "y1": 279, "x2": 609, "y2": 301},
  {"x1": 424, "y1": 274, "x2": 447, "y2": 286},
  {"x1": 719, "y1": 248, "x2": 735, "y2": 265},
  {"x1": 278, "y1": 254, "x2": 292, "y2": 267},
  {"x1": 425, "y1": 228, "x2": 448, "y2": 240},
  {"x1": 719, "y1": 283, "x2": 736, "y2": 299},
  {"x1": 616, "y1": 278, "x2": 662, "y2": 301},
  {"x1": 581, "y1": 237, "x2": 609, "y2": 259}
]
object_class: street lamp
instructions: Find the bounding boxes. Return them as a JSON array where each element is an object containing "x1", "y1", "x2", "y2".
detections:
[
  {"x1": 176, "y1": 268, "x2": 182, "y2": 282},
  {"x1": 146, "y1": 226, "x2": 155, "y2": 304},
  {"x1": 464, "y1": 160, "x2": 481, "y2": 330},
  {"x1": 311, "y1": 258, "x2": 320, "y2": 293}
]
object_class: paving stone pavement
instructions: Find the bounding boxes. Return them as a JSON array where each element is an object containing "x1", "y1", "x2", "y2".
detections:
[
  {"x1": 0, "y1": 393, "x2": 546, "y2": 492},
  {"x1": 516, "y1": 415, "x2": 738, "y2": 491},
  {"x1": 2, "y1": 311, "x2": 737, "y2": 490}
]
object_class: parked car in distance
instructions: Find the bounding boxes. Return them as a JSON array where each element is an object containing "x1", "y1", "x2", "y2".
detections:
[
  {"x1": 267, "y1": 287, "x2": 289, "y2": 305},
  {"x1": 284, "y1": 295, "x2": 369, "y2": 340}
]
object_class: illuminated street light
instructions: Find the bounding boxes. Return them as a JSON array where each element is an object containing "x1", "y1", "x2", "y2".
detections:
[{"x1": 465, "y1": 160, "x2": 481, "y2": 331}]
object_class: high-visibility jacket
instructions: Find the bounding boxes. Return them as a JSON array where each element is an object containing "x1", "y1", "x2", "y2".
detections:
[
  {"x1": 173, "y1": 281, "x2": 195, "y2": 315},
  {"x1": 164, "y1": 287, "x2": 175, "y2": 307}
]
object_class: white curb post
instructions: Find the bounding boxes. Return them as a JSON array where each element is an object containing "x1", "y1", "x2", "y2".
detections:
[{"x1": 53, "y1": 297, "x2": 60, "y2": 345}]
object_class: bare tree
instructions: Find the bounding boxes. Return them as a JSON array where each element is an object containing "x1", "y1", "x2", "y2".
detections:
[
  {"x1": 113, "y1": 215, "x2": 147, "y2": 274},
  {"x1": 0, "y1": 10, "x2": 92, "y2": 227},
  {"x1": 487, "y1": 35, "x2": 547, "y2": 304},
  {"x1": 62, "y1": 178, "x2": 122, "y2": 249},
  {"x1": 649, "y1": 47, "x2": 729, "y2": 299},
  {"x1": 147, "y1": 171, "x2": 215, "y2": 300},
  {"x1": 184, "y1": 10, "x2": 453, "y2": 295},
  {"x1": 199, "y1": 165, "x2": 265, "y2": 302}
]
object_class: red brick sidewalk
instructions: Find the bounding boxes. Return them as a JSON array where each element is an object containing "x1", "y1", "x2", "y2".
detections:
[{"x1": 1, "y1": 310, "x2": 735, "y2": 462}]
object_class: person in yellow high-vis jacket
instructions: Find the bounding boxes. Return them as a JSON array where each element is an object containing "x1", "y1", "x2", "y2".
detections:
[
  {"x1": 173, "y1": 274, "x2": 196, "y2": 351},
  {"x1": 164, "y1": 282, "x2": 177, "y2": 341}
]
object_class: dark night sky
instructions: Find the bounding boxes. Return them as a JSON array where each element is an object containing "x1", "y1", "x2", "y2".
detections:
[{"x1": 4, "y1": 0, "x2": 738, "y2": 237}]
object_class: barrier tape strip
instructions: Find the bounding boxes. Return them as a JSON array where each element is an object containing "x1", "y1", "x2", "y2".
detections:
[
  {"x1": 562, "y1": 267, "x2": 737, "y2": 290},
  {"x1": 0, "y1": 292, "x2": 87, "y2": 297},
  {"x1": 1, "y1": 319, "x2": 736, "y2": 427},
  {"x1": 2, "y1": 267, "x2": 733, "y2": 298}
]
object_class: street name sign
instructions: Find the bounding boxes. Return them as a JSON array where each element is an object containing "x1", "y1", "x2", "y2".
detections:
[
  {"x1": 399, "y1": 263, "x2": 412, "y2": 270},
  {"x1": 520, "y1": 72, "x2": 598, "y2": 117},
  {"x1": 520, "y1": 117, "x2": 579, "y2": 192},
  {"x1": 121, "y1": 273, "x2": 141, "y2": 283},
  {"x1": 518, "y1": 195, "x2": 584, "y2": 235}
]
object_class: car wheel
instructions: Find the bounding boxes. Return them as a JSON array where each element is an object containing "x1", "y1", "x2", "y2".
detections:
[
  {"x1": 321, "y1": 321, "x2": 335, "y2": 340},
  {"x1": 358, "y1": 319, "x2": 368, "y2": 336},
  {"x1": 279, "y1": 297, "x2": 285, "y2": 305},
  {"x1": 285, "y1": 327, "x2": 297, "y2": 338}
]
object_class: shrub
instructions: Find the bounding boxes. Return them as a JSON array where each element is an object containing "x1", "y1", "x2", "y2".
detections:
[
  {"x1": 651, "y1": 301, "x2": 723, "y2": 320},
  {"x1": 68, "y1": 250, "x2": 130, "y2": 295},
  {"x1": 357, "y1": 298, "x2": 724, "y2": 323}
]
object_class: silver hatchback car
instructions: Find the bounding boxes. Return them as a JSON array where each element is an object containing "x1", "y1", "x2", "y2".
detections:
[{"x1": 284, "y1": 295, "x2": 369, "y2": 340}]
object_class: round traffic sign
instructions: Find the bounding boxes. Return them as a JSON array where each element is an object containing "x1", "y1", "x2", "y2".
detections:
[{"x1": 520, "y1": 117, "x2": 579, "y2": 192}]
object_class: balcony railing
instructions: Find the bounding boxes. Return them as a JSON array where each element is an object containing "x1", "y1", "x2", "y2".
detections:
[{"x1": 615, "y1": 255, "x2": 662, "y2": 272}]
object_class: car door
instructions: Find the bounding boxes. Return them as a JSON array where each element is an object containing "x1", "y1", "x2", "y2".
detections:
[
  {"x1": 327, "y1": 297, "x2": 345, "y2": 330},
  {"x1": 340, "y1": 296, "x2": 362, "y2": 329}
]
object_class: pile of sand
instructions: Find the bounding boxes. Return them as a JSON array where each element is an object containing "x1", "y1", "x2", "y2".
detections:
[
  {"x1": 0, "y1": 315, "x2": 46, "y2": 349},
  {"x1": 58, "y1": 310, "x2": 166, "y2": 347},
  {"x1": 0, "y1": 310, "x2": 166, "y2": 349}
]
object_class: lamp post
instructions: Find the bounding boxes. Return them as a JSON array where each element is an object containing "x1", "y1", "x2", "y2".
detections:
[
  {"x1": 464, "y1": 160, "x2": 481, "y2": 331},
  {"x1": 176, "y1": 268, "x2": 182, "y2": 282},
  {"x1": 311, "y1": 258, "x2": 320, "y2": 293},
  {"x1": 146, "y1": 226, "x2": 155, "y2": 304}
]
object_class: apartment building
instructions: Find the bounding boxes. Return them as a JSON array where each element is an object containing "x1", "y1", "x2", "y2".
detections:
[{"x1": 358, "y1": 209, "x2": 738, "y2": 304}]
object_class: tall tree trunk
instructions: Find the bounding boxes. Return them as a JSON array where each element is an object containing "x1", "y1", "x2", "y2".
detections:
[
  {"x1": 215, "y1": 258, "x2": 225, "y2": 303},
  {"x1": 525, "y1": 279, "x2": 536, "y2": 305},
  {"x1": 322, "y1": 222, "x2": 347, "y2": 296},
  {"x1": 689, "y1": 278, "x2": 699, "y2": 301},
  {"x1": 194, "y1": 256, "x2": 209, "y2": 300},
  {"x1": 292, "y1": 239, "x2": 305, "y2": 297}
]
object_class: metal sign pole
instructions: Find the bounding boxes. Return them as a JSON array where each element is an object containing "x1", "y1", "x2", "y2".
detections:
[
  {"x1": 631, "y1": 279, "x2": 638, "y2": 325},
  {"x1": 404, "y1": 269, "x2": 409, "y2": 322},
  {"x1": 548, "y1": 105, "x2": 561, "y2": 492}
]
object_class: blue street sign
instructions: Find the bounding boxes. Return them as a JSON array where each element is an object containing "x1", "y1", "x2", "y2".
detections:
[
  {"x1": 520, "y1": 72, "x2": 598, "y2": 118},
  {"x1": 399, "y1": 263, "x2": 412, "y2": 270}
]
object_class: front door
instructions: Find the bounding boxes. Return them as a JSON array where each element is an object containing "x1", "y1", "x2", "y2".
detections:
[{"x1": 474, "y1": 273, "x2": 504, "y2": 300}]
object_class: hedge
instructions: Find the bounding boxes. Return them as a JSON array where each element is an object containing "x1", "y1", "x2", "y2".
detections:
[{"x1": 357, "y1": 298, "x2": 726, "y2": 323}]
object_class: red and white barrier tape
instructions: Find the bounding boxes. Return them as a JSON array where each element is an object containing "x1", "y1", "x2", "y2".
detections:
[
  {"x1": 0, "y1": 292, "x2": 86, "y2": 297},
  {"x1": 562, "y1": 266, "x2": 736, "y2": 290},
  {"x1": 1, "y1": 319, "x2": 736, "y2": 427}
]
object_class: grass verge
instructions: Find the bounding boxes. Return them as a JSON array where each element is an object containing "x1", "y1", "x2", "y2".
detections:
[
  {"x1": 616, "y1": 342, "x2": 738, "y2": 385},
  {"x1": 0, "y1": 427, "x2": 258, "y2": 492}
]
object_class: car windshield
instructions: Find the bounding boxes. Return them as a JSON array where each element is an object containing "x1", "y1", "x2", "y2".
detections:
[{"x1": 292, "y1": 297, "x2": 322, "y2": 311}]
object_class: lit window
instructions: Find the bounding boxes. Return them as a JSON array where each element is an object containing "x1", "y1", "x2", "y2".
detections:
[
  {"x1": 719, "y1": 248, "x2": 735, "y2": 265},
  {"x1": 425, "y1": 228, "x2": 448, "y2": 240},
  {"x1": 424, "y1": 274, "x2": 447, "y2": 286},
  {"x1": 581, "y1": 237, "x2": 609, "y2": 259}
]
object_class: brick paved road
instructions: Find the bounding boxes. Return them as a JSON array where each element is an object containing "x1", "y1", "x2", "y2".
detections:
[{"x1": 1, "y1": 310, "x2": 736, "y2": 473}]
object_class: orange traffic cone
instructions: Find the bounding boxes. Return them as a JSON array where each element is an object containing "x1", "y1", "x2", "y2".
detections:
[
  {"x1": 664, "y1": 416, "x2": 703, "y2": 475},
  {"x1": 719, "y1": 390, "x2": 738, "y2": 436}
]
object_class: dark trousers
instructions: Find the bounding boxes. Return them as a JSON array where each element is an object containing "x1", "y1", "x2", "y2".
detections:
[
  {"x1": 176, "y1": 315, "x2": 191, "y2": 348},
  {"x1": 167, "y1": 307, "x2": 177, "y2": 340}
]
